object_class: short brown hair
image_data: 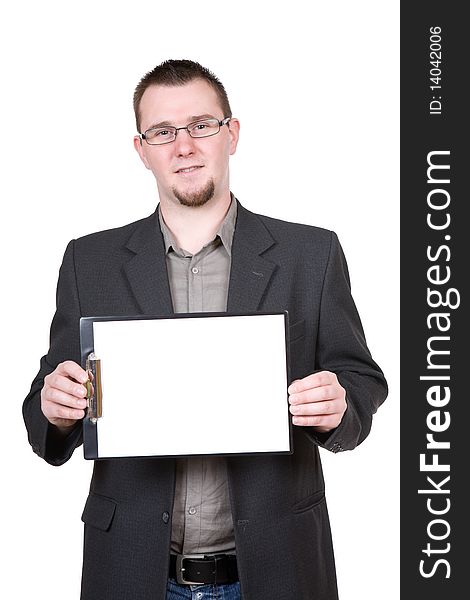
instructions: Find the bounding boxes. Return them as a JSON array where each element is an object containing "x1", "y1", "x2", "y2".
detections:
[{"x1": 133, "y1": 59, "x2": 232, "y2": 133}]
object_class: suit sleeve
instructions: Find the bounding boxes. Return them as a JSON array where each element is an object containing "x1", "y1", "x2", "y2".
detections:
[
  {"x1": 22, "y1": 240, "x2": 84, "y2": 466},
  {"x1": 303, "y1": 231, "x2": 388, "y2": 452}
]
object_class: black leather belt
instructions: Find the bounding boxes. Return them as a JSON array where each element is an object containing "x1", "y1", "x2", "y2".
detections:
[{"x1": 169, "y1": 554, "x2": 238, "y2": 585}]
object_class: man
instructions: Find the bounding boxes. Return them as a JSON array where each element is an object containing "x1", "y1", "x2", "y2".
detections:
[{"x1": 23, "y1": 59, "x2": 387, "y2": 600}]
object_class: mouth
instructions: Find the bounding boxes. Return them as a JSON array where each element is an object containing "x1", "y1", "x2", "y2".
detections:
[{"x1": 175, "y1": 165, "x2": 203, "y2": 174}]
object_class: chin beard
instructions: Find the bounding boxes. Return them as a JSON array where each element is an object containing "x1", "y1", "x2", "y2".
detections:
[{"x1": 172, "y1": 179, "x2": 215, "y2": 207}]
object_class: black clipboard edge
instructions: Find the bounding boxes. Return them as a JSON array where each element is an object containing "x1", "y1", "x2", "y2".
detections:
[{"x1": 80, "y1": 317, "x2": 98, "y2": 459}]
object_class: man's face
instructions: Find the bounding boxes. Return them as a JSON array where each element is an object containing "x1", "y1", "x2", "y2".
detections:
[{"x1": 134, "y1": 79, "x2": 239, "y2": 208}]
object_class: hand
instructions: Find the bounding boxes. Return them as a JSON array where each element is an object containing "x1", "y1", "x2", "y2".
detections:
[
  {"x1": 41, "y1": 360, "x2": 89, "y2": 433},
  {"x1": 288, "y1": 371, "x2": 347, "y2": 433}
]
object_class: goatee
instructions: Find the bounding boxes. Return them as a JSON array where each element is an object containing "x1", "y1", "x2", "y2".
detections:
[{"x1": 172, "y1": 179, "x2": 215, "y2": 207}]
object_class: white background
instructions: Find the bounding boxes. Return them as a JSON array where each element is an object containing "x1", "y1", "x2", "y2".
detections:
[{"x1": 0, "y1": 1, "x2": 399, "y2": 598}]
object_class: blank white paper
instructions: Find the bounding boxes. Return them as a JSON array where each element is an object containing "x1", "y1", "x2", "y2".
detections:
[{"x1": 91, "y1": 313, "x2": 290, "y2": 458}]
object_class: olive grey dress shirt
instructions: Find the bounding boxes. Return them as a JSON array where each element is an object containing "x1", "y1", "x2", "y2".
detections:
[{"x1": 157, "y1": 197, "x2": 237, "y2": 556}]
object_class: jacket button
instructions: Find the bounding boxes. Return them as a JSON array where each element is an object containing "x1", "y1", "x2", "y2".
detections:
[{"x1": 162, "y1": 511, "x2": 170, "y2": 524}]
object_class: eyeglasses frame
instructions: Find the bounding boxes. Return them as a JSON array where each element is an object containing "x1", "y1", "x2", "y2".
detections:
[{"x1": 139, "y1": 117, "x2": 231, "y2": 146}]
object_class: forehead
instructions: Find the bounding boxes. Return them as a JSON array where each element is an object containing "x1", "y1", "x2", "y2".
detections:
[{"x1": 139, "y1": 80, "x2": 223, "y2": 129}]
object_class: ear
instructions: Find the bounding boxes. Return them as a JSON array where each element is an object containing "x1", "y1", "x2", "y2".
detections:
[
  {"x1": 133, "y1": 135, "x2": 151, "y2": 170},
  {"x1": 227, "y1": 118, "x2": 240, "y2": 155}
]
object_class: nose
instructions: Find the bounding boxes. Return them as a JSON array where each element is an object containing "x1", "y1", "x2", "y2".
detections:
[{"x1": 173, "y1": 128, "x2": 197, "y2": 157}]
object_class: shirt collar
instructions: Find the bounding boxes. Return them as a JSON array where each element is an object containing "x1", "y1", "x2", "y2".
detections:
[{"x1": 157, "y1": 193, "x2": 238, "y2": 257}]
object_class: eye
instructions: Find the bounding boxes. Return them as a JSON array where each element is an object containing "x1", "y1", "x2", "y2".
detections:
[
  {"x1": 188, "y1": 119, "x2": 219, "y2": 137},
  {"x1": 145, "y1": 127, "x2": 174, "y2": 140}
]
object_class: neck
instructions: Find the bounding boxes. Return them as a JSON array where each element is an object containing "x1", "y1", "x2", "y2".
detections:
[{"x1": 159, "y1": 191, "x2": 232, "y2": 255}]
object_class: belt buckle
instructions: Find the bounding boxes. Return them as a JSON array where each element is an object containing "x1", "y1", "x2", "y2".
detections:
[{"x1": 175, "y1": 553, "x2": 206, "y2": 585}]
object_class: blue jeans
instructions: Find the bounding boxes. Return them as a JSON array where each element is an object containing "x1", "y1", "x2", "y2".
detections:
[{"x1": 166, "y1": 577, "x2": 241, "y2": 599}]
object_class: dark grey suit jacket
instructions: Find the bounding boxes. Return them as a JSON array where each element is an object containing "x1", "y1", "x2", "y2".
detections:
[{"x1": 23, "y1": 199, "x2": 387, "y2": 600}]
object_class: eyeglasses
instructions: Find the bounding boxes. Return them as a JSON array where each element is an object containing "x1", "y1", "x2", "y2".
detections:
[{"x1": 140, "y1": 117, "x2": 231, "y2": 146}]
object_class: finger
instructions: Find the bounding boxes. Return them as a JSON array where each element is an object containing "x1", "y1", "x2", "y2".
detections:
[
  {"x1": 289, "y1": 384, "x2": 340, "y2": 405},
  {"x1": 43, "y1": 386, "x2": 88, "y2": 409},
  {"x1": 43, "y1": 400, "x2": 86, "y2": 422},
  {"x1": 45, "y1": 373, "x2": 88, "y2": 398},
  {"x1": 289, "y1": 398, "x2": 339, "y2": 416},
  {"x1": 292, "y1": 414, "x2": 341, "y2": 429},
  {"x1": 56, "y1": 360, "x2": 88, "y2": 384},
  {"x1": 288, "y1": 378, "x2": 301, "y2": 392},
  {"x1": 288, "y1": 371, "x2": 335, "y2": 394}
]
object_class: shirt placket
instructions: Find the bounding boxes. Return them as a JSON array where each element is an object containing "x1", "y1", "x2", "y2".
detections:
[
  {"x1": 182, "y1": 244, "x2": 211, "y2": 552},
  {"x1": 182, "y1": 457, "x2": 204, "y2": 552},
  {"x1": 187, "y1": 251, "x2": 205, "y2": 313}
]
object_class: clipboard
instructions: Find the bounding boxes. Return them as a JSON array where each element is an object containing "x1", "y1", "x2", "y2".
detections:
[{"x1": 80, "y1": 311, "x2": 293, "y2": 460}]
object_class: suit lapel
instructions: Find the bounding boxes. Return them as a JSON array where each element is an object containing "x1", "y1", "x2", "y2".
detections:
[
  {"x1": 227, "y1": 201, "x2": 277, "y2": 313},
  {"x1": 123, "y1": 211, "x2": 174, "y2": 316},
  {"x1": 122, "y1": 200, "x2": 278, "y2": 316}
]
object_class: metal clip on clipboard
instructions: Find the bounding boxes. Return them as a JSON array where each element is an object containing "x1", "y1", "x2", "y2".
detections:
[{"x1": 85, "y1": 352, "x2": 102, "y2": 424}]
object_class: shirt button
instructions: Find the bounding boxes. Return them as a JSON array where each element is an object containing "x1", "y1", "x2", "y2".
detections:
[
  {"x1": 196, "y1": 594, "x2": 203, "y2": 599},
  {"x1": 191, "y1": 267, "x2": 199, "y2": 274},
  {"x1": 188, "y1": 507, "x2": 197, "y2": 515},
  {"x1": 162, "y1": 511, "x2": 170, "y2": 523}
]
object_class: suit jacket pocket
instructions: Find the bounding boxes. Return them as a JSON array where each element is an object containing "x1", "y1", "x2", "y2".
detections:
[
  {"x1": 81, "y1": 493, "x2": 117, "y2": 531},
  {"x1": 289, "y1": 319, "x2": 306, "y2": 343},
  {"x1": 291, "y1": 490, "x2": 325, "y2": 514}
]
